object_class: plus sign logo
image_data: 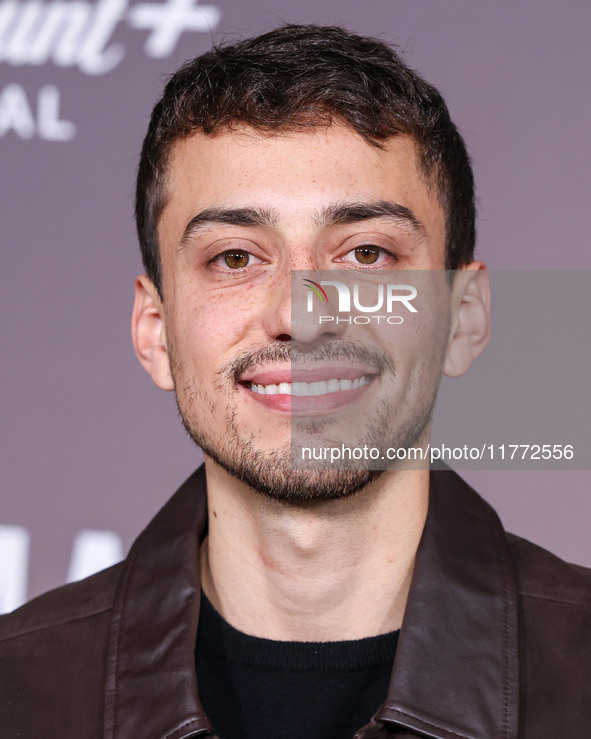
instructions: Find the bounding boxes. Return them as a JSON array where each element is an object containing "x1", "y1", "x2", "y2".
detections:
[
  {"x1": 0, "y1": 0, "x2": 221, "y2": 75},
  {"x1": 128, "y1": 0, "x2": 220, "y2": 58}
]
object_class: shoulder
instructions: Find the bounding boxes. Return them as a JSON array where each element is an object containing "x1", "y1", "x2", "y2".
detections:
[
  {"x1": 507, "y1": 533, "x2": 591, "y2": 609},
  {"x1": 0, "y1": 563, "x2": 123, "y2": 736},
  {"x1": 506, "y1": 534, "x2": 591, "y2": 733},
  {"x1": 0, "y1": 561, "x2": 123, "y2": 646}
]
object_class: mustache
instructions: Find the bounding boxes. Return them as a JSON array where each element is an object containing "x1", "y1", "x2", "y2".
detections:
[{"x1": 219, "y1": 341, "x2": 395, "y2": 381}]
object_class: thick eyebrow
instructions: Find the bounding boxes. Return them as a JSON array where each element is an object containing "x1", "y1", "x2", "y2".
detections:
[
  {"x1": 180, "y1": 200, "x2": 425, "y2": 247},
  {"x1": 316, "y1": 200, "x2": 426, "y2": 238},
  {"x1": 180, "y1": 206, "x2": 278, "y2": 245}
]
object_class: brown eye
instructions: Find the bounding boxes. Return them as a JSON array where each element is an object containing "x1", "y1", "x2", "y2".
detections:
[
  {"x1": 223, "y1": 250, "x2": 250, "y2": 269},
  {"x1": 354, "y1": 246, "x2": 380, "y2": 265}
]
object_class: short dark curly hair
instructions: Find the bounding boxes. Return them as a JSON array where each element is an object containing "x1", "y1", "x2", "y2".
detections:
[{"x1": 136, "y1": 24, "x2": 475, "y2": 295}]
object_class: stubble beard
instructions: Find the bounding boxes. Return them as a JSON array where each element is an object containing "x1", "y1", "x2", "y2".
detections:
[{"x1": 170, "y1": 341, "x2": 439, "y2": 504}]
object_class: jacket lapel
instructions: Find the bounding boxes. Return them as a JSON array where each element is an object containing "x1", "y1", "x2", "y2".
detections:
[
  {"x1": 103, "y1": 467, "x2": 214, "y2": 739},
  {"x1": 376, "y1": 470, "x2": 520, "y2": 739}
]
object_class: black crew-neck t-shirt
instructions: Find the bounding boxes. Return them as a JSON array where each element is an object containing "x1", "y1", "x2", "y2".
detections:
[{"x1": 195, "y1": 591, "x2": 399, "y2": 739}]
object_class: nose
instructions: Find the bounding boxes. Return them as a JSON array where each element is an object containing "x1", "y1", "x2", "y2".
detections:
[{"x1": 261, "y1": 267, "x2": 348, "y2": 347}]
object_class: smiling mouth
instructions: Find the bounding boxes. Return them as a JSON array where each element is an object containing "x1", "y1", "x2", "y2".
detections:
[{"x1": 247, "y1": 375, "x2": 374, "y2": 396}]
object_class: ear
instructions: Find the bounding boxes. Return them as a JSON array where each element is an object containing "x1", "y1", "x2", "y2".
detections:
[
  {"x1": 443, "y1": 262, "x2": 491, "y2": 378},
  {"x1": 131, "y1": 275, "x2": 174, "y2": 391}
]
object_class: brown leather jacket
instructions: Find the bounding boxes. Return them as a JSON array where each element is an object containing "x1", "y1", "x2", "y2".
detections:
[{"x1": 1, "y1": 468, "x2": 590, "y2": 738}]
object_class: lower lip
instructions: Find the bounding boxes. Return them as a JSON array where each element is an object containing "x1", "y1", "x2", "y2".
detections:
[{"x1": 242, "y1": 380, "x2": 375, "y2": 415}]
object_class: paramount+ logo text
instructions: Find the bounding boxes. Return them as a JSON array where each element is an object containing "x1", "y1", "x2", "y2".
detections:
[
  {"x1": 0, "y1": 0, "x2": 221, "y2": 140},
  {"x1": 303, "y1": 278, "x2": 418, "y2": 325}
]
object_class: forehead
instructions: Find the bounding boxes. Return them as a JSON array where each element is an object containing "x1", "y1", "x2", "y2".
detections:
[{"x1": 158, "y1": 123, "x2": 445, "y2": 259}]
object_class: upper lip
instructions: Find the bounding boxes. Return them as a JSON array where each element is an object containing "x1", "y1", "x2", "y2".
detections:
[{"x1": 238, "y1": 364, "x2": 380, "y2": 386}]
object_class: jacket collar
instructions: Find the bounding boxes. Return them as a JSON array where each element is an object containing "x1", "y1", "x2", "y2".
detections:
[
  {"x1": 103, "y1": 467, "x2": 519, "y2": 739},
  {"x1": 377, "y1": 470, "x2": 520, "y2": 739},
  {"x1": 104, "y1": 466, "x2": 213, "y2": 739}
]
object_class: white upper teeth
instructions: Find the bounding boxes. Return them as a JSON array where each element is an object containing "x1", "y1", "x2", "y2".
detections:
[{"x1": 249, "y1": 376, "x2": 371, "y2": 396}]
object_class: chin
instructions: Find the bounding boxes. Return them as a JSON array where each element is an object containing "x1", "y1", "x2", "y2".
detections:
[{"x1": 206, "y1": 449, "x2": 384, "y2": 504}]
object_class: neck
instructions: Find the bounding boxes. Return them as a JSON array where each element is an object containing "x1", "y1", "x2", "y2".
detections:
[{"x1": 200, "y1": 460, "x2": 429, "y2": 642}]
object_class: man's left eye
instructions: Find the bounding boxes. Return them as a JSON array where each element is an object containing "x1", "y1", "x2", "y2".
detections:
[{"x1": 342, "y1": 246, "x2": 392, "y2": 266}]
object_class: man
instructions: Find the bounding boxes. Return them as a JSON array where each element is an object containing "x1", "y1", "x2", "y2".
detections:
[{"x1": 1, "y1": 24, "x2": 590, "y2": 739}]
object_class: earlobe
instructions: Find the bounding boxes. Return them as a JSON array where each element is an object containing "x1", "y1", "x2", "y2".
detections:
[
  {"x1": 131, "y1": 275, "x2": 175, "y2": 391},
  {"x1": 443, "y1": 262, "x2": 491, "y2": 378}
]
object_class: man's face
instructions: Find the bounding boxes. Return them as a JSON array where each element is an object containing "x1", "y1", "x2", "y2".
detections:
[{"x1": 154, "y1": 123, "x2": 451, "y2": 500}]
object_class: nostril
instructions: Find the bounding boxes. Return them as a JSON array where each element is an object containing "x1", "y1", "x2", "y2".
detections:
[{"x1": 275, "y1": 334, "x2": 291, "y2": 342}]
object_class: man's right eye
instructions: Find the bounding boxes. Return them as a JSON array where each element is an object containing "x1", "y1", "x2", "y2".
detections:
[
  {"x1": 210, "y1": 249, "x2": 262, "y2": 270},
  {"x1": 222, "y1": 250, "x2": 250, "y2": 269}
]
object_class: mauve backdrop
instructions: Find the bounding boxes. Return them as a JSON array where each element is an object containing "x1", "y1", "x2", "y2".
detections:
[{"x1": 1, "y1": 0, "x2": 590, "y2": 610}]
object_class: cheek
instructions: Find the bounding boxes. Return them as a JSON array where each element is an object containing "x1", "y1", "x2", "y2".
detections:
[
  {"x1": 376, "y1": 308, "x2": 450, "y2": 382},
  {"x1": 410, "y1": 275, "x2": 451, "y2": 355},
  {"x1": 167, "y1": 287, "x2": 263, "y2": 371}
]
